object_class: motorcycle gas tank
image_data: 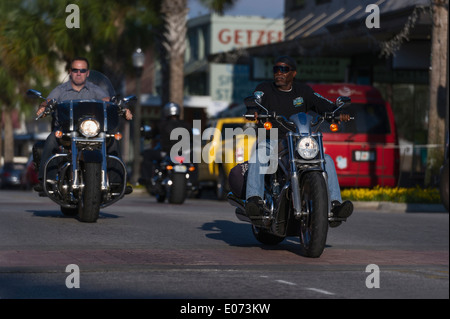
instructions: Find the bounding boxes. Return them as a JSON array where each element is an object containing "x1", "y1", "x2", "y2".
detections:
[
  {"x1": 55, "y1": 100, "x2": 120, "y2": 133},
  {"x1": 289, "y1": 112, "x2": 313, "y2": 135}
]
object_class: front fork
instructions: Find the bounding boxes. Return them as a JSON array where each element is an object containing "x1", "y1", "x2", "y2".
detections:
[
  {"x1": 287, "y1": 133, "x2": 303, "y2": 218},
  {"x1": 286, "y1": 133, "x2": 330, "y2": 218},
  {"x1": 71, "y1": 133, "x2": 109, "y2": 191}
]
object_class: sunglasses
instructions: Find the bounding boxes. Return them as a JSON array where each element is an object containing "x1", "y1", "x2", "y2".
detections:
[
  {"x1": 273, "y1": 66, "x2": 292, "y2": 74},
  {"x1": 71, "y1": 68, "x2": 88, "y2": 74}
]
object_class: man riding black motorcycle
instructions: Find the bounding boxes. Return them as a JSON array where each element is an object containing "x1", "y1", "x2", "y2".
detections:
[
  {"x1": 140, "y1": 102, "x2": 195, "y2": 186},
  {"x1": 34, "y1": 57, "x2": 133, "y2": 194},
  {"x1": 245, "y1": 55, "x2": 353, "y2": 227}
]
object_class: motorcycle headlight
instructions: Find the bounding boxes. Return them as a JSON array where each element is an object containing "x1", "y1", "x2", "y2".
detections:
[
  {"x1": 79, "y1": 119, "x2": 100, "y2": 137},
  {"x1": 297, "y1": 136, "x2": 319, "y2": 159}
]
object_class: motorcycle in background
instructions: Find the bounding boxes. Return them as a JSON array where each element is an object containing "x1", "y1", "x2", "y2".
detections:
[
  {"x1": 139, "y1": 125, "x2": 197, "y2": 204},
  {"x1": 147, "y1": 151, "x2": 196, "y2": 204},
  {"x1": 227, "y1": 93, "x2": 352, "y2": 257}
]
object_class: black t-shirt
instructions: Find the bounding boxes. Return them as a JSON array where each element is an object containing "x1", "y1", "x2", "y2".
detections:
[{"x1": 248, "y1": 81, "x2": 336, "y2": 136}]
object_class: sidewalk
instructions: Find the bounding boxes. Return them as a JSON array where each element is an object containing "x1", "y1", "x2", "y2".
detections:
[
  {"x1": 131, "y1": 187, "x2": 447, "y2": 213},
  {"x1": 353, "y1": 201, "x2": 448, "y2": 213}
]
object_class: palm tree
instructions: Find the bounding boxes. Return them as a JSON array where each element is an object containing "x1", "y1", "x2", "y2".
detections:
[
  {"x1": 0, "y1": 2, "x2": 58, "y2": 164},
  {"x1": 425, "y1": 0, "x2": 448, "y2": 185},
  {"x1": 159, "y1": 0, "x2": 238, "y2": 118}
]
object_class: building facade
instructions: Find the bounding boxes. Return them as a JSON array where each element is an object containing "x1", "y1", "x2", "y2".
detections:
[
  {"x1": 184, "y1": 13, "x2": 284, "y2": 115},
  {"x1": 208, "y1": 0, "x2": 441, "y2": 183}
]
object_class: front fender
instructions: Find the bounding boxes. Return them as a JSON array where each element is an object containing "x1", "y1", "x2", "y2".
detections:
[{"x1": 79, "y1": 150, "x2": 103, "y2": 163}]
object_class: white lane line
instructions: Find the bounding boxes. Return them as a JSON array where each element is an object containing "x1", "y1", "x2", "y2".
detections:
[
  {"x1": 306, "y1": 287, "x2": 335, "y2": 295},
  {"x1": 275, "y1": 280, "x2": 297, "y2": 286}
]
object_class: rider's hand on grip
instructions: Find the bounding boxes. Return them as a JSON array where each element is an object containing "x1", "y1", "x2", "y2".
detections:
[
  {"x1": 339, "y1": 114, "x2": 352, "y2": 123},
  {"x1": 123, "y1": 108, "x2": 133, "y2": 120},
  {"x1": 36, "y1": 99, "x2": 56, "y2": 119},
  {"x1": 36, "y1": 100, "x2": 48, "y2": 118}
]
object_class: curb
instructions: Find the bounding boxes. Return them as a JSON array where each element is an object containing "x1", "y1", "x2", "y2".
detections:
[
  {"x1": 130, "y1": 187, "x2": 447, "y2": 213},
  {"x1": 353, "y1": 201, "x2": 448, "y2": 213}
]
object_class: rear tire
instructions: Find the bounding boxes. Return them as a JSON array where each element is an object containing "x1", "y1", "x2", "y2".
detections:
[
  {"x1": 216, "y1": 166, "x2": 229, "y2": 200},
  {"x1": 168, "y1": 173, "x2": 187, "y2": 204},
  {"x1": 298, "y1": 172, "x2": 328, "y2": 258},
  {"x1": 78, "y1": 162, "x2": 101, "y2": 222}
]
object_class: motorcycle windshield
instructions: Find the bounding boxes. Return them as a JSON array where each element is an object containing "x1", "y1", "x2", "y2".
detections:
[
  {"x1": 87, "y1": 70, "x2": 116, "y2": 97},
  {"x1": 58, "y1": 70, "x2": 116, "y2": 98},
  {"x1": 55, "y1": 101, "x2": 120, "y2": 133}
]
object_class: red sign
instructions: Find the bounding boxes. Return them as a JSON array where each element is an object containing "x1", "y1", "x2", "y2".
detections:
[{"x1": 218, "y1": 28, "x2": 283, "y2": 46}]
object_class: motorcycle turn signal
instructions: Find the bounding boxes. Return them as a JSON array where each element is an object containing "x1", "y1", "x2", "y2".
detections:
[
  {"x1": 54, "y1": 130, "x2": 63, "y2": 138},
  {"x1": 264, "y1": 121, "x2": 273, "y2": 130},
  {"x1": 330, "y1": 123, "x2": 339, "y2": 132}
]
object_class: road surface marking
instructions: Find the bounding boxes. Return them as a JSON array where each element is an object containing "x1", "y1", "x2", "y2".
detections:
[{"x1": 306, "y1": 288, "x2": 335, "y2": 295}]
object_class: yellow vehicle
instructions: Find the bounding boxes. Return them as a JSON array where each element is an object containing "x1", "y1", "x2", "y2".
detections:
[{"x1": 197, "y1": 117, "x2": 257, "y2": 199}]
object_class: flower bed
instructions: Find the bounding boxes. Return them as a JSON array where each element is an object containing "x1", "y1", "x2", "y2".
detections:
[{"x1": 341, "y1": 186, "x2": 441, "y2": 204}]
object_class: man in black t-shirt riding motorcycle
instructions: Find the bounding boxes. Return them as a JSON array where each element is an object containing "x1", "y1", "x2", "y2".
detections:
[{"x1": 245, "y1": 56, "x2": 353, "y2": 227}]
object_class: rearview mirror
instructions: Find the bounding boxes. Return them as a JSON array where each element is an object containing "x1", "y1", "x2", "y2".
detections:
[
  {"x1": 336, "y1": 96, "x2": 351, "y2": 108},
  {"x1": 123, "y1": 95, "x2": 137, "y2": 107},
  {"x1": 26, "y1": 89, "x2": 43, "y2": 99}
]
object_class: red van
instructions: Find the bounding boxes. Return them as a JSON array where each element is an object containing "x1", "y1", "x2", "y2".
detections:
[{"x1": 309, "y1": 83, "x2": 400, "y2": 187}]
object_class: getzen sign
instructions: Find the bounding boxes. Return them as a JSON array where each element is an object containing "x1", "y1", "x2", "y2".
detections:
[{"x1": 217, "y1": 28, "x2": 283, "y2": 46}]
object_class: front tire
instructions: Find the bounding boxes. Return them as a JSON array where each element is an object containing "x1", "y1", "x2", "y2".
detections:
[
  {"x1": 78, "y1": 162, "x2": 102, "y2": 222},
  {"x1": 298, "y1": 172, "x2": 328, "y2": 258}
]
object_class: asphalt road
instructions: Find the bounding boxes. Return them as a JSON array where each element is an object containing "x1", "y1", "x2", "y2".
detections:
[{"x1": 0, "y1": 189, "x2": 448, "y2": 304}]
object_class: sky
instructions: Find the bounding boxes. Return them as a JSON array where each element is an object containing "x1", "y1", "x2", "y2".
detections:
[{"x1": 187, "y1": 0, "x2": 284, "y2": 19}]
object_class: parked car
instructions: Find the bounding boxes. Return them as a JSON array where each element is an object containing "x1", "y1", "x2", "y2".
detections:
[
  {"x1": 20, "y1": 154, "x2": 39, "y2": 190},
  {"x1": 0, "y1": 162, "x2": 26, "y2": 189},
  {"x1": 197, "y1": 117, "x2": 257, "y2": 199}
]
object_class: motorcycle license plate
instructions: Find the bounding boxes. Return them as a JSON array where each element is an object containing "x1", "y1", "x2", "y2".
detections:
[{"x1": 174, "y1": 165, "x2": 187, "y2": 173}]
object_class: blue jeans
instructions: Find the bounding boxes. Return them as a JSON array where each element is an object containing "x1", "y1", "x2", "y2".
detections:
[{"x1": 246, "y1": 139, "x2": 342, "y2": 203}]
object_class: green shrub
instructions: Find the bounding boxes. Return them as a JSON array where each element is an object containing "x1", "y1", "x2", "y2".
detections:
[{"x1": 341, "y1": 186, "x2": 441, "y2": 204}]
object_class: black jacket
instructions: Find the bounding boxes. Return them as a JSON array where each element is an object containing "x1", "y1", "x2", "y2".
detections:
[{"x1": 247, "y1": 81, "x2": 336, "y2": 136}]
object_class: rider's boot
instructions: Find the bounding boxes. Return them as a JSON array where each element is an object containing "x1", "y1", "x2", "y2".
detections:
[
  {"x1": 246, "y1": 196, "x2": 266, "y2": 226},
  {"x1": 332, "y1": 200, "x2": 353, "y2": 218},
  {"x1": 329, "y1": 200, "x2": 354, "y2": 228}
]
